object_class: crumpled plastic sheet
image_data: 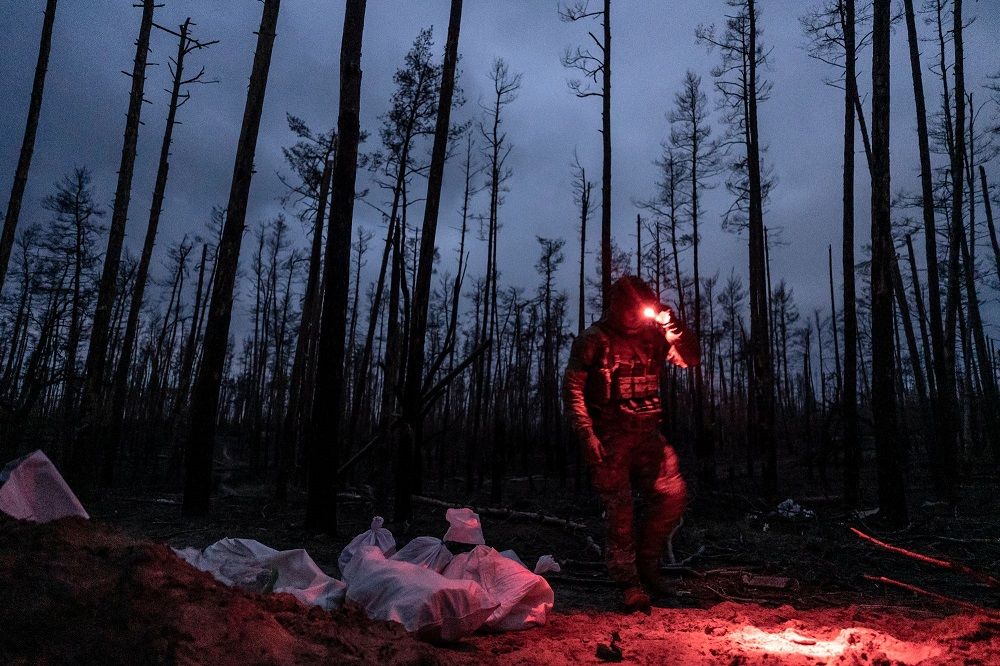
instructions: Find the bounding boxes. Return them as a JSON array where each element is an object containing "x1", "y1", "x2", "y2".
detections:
[{"x1": 174, "y1": 537, "x2": 346, "y2": 610}]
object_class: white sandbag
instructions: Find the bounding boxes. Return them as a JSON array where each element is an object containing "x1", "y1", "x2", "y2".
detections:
[
  {"x1": 443, "y1": 545, "x2": 554, "y2": 631},
  {"x1": 443, "y1": 507, "x2": 485, "y2": 545},
  {"x1": 338, "y1": 516, "x2": 395, "y2": 574},
  {"x1": 534, "y1": 555, "x2": 561, "y2": 575},
  {"x1": 343, "y1": 545, "x2": 497, "y2": 642},
  {"x1": 0, "y1": 450, "x2": 88, "y2": 523},
  {"x1": 391, "y1": 536, "x2": 454, "y2": 572},
  {"x1": 174, "y1": 538, "x2": 346, "y2": 610}
]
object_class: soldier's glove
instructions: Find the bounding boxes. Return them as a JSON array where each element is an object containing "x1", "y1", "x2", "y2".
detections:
[{"x1": 583, "y1": 432, "x2": 605, "y2": 466}]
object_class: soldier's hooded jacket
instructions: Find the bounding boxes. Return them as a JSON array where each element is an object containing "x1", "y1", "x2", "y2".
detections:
[{"x1": 563, "y1": 277, "x2": 700, "y2": 442}]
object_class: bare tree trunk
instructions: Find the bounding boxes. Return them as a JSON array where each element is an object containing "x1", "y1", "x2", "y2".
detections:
[
  {"x1": 306, "y1": 0, "x2": 366, "y2": 532},
  {"x1": 942, "y1": 0, "x2": 966, "y2": 502},
  {"x1": 397, "y1": 0, "x2": 463, "y2": 522},
  {"x1": 893, "y1": 251, "x2": 927, "y2": 411},
  {"x1": 577, "y1": 167, "x2": 589, "y2": 334},
  {"x1": 183, "y1": 0, "x2": 281, "y2": 516},
  {"x1": 905, "y1": 233, "x2": 936, "y2": 399},
  {"x1": 600, "y1": 0, "x2": 612, "y2": 308},
  {"x1": 0, "y1": 0, "x2": 58, "y2": 298},
  {"x1": 980, "y1": 165, "x2": 1000, "y2": 282},
  {"x1": 746, "y1": 0, "x2": 776, "y2": 498},
  {"x1": 75, "y1": 0, "x2": 154, "y2": 483},
  {"x1": 828, "y1": 245, "x2": 842, "y2": 398},
  {"x1": 870, "y1": 0, "x2": 907, "y2": 524},
  {"x1": 841, "y1": 0, "x2": 861, "y2": 507},
  {"x1": 903, "y1": 0, "x2": 953, "y2": 499},
  {"x1": 277, "y1": 160, "x2": 331, "y2": 501},
  {"x1": 105, "y1": 19, "x2": 209, "y2": 486}
]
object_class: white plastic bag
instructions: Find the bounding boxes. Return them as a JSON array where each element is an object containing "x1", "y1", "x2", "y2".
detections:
[
  {"x1": 343, "y1": 545, "x2": 497, "y2": 642},
  {"x1": 174, "y1": 537, "x2": 346, "y2": 610},
  {"x1": 443, "y1": 507, "x2": 485, "y2": 545},
  {"x1": 443, "y1": 545, "x2": 554, "y2": 631},
  {"x1": 533, "y1": 555, "x2": 561, "y2": 575},
  {"x1": 338, "y1": 516, "x2": 396, "y2": 574},
  {"x1": 391, "y1": 536, "x2": 454, "y2": 573},
  {"x1": 0, "y1": 450, "x2": 89, "y2": 523}
]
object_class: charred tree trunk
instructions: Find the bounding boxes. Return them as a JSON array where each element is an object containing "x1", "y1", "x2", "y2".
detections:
[
  {"x1": 183, "y1": 0, "x2": 281, "y2": 516},
  {"x1": 397, "y1": 0, "x2": 463, "y2": 522},
  {"x1": 277, "y1": 159, "x2": 331, "y2": 501},
  {"x1": 600, "y1": 0, "x2": 612, "y2": 308},
  {"x1": 0, "y1": 0, "x2": 58, "y2": 298},
  {"x1": 841, "y1": 0, "x2": 861, "y2": 507},
  {"x1": 105, "y1": 19, "x2": 210, "y2": 486},
  {"x1": 870, "y1": 0, "x2": 907, "y2": 524},
  {"x1": 746, "y1": 0, "x2": 776, "y2": 499},
  {"x1": 75, "y1": 0, "x2": 154, "y2": 483},
  {"x1": 306, "y1": 0, "x2": 366, "y2": 532}
]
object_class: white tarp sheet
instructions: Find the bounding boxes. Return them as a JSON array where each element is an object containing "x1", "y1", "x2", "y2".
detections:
[
  {"x1": 174, "y1": 537, "x2": 346, "y2": 610},
  {"x1": 0, "y1": 450, "x2": 89, "y2": 523},
  {"x1": 343, "y1": 545, "x2": 498, "y2": 642}
]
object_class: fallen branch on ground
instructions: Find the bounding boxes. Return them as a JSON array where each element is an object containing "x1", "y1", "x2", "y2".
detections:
[
  {"x1": 862, "y1": 574, "x2": 998, "y2": 616},
  {"x1": 412, "y1": 495, "x2": 589, "y2": 531},
  {"x1": 850, "y1": 527, "x2": 1000, "y2": 587}
]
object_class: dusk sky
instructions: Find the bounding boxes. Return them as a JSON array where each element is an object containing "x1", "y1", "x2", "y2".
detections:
[{"x1": 2, "y1": 0, "x2": 999, "y2": 336}]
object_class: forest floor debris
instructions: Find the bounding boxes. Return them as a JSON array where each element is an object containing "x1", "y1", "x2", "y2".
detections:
[{"x1": 3, "y1": 478, "x2": 1000, "y2": 664}]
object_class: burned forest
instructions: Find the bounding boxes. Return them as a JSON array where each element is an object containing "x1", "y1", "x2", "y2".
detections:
[{"x1": 2, "y1": 1, "x2": 1000, "y2": 664}]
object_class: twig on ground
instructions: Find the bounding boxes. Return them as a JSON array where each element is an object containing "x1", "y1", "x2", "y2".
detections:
[
  {"x1": 862, "y1": 574, "x2": 999, "y2": 616},
  {"x1": 412, "y1": 495, "x2": 590, "y2": 531},
  {"x1": 851, "y1": 527, "x2": 1000, "y2": 587}
]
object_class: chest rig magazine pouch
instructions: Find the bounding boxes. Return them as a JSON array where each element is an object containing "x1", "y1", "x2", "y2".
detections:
[{"x1": 585, "y1": 327, "x2": 664, "y2": 429}]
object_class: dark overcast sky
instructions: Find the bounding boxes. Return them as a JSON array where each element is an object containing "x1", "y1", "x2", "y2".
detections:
[{"x1": 2, "y1": 1, "x2": 999, "y2": 336}]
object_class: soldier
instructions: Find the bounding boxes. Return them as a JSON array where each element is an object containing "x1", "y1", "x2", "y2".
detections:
[{"x1": 563, "y1": 275, "x2": 700, "y2": 612}]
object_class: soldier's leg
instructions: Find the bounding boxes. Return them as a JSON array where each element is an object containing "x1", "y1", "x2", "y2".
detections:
[
  {"x1": 633, "y1": 433, "x2": 687, "y2": 588},
  {"x1": 589, "y1": 431, "x2": 641, "y2": 589}
]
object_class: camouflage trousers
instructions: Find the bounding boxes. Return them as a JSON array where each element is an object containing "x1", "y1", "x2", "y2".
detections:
[{"x1": 588, "y1": 427, "x2": 687, "y2": 587}]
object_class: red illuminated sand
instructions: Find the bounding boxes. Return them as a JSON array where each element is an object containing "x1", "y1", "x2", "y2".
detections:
[
  {"x1": 469, "y1": 601, "x2": 994, "y2": 665},
  {"x1": 1, "y1": 516, "x2": 996, "y2": 664}
]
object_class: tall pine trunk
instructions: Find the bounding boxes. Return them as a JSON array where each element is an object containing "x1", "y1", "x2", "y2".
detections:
[
  {"x1": 306, "y1": 0, "x2": 367, "y2": 532},
  {"x1": 183, "y1": 0, "x2": 281, "y2": 516},
  {"x1": 76, "y1": 0, "x2": 154, "y2": 482},
  {"x1": 0, "y1": 0, "x2": 58, "y2": 298},
  {"x1": 105, "y1": 19, "x2": 195, "y2": 486},
  {"x1": 903, "y1": 0, "x2": 953, "y2": 499},
  {"x1": 841, "y1": 0, "x2": 861, "y2": 507},
  {"x1": 870, "y1": 0, "x2": 907, "y2": 524},
  {"x1": 600, "y1": 0, "x2": 612, "y2": 307},
  {"x1": 746, "y1": 0, "x2": 775, "y2": 498},
  {"x1": 397, "y1": 0, "x2": 464, "y2": 521}
]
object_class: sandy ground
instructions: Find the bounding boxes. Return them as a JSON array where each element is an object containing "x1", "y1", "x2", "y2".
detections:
[{"x1": 2, "y1": 514, "x2": 998, "y2": 665}]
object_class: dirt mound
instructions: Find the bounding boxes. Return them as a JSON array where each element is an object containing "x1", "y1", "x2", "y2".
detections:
[{"x1": 0, "y1": 516, "x2": 467, "y2": 665}]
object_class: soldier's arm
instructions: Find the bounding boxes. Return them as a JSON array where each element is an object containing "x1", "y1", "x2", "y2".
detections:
[
  {"x1": 661, "y1": 310, "x2": 700, "y2": 369},
  {"x1": 562, "y1": 332, "x2": 602, "y2": 463},
  {"x1": 563, "y1": 333, "x2": 596, "y2": 440}
]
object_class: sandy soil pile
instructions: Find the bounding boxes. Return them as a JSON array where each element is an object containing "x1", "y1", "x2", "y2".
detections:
[
  {"x1": 2, "y1": 514, "x2": 996, "y2": 665},
  {"x1": 0, "y1": 516, "x2": 464, "y2": 665}
]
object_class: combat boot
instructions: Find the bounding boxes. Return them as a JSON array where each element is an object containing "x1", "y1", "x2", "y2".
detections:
[{"x1": 637, "y1": 560, "x2": 676, "y2": 599}]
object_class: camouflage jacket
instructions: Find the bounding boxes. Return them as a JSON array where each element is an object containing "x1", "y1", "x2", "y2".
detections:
[{"x1": 562, "y1": 317, "x2": 699, "y2": 441}]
